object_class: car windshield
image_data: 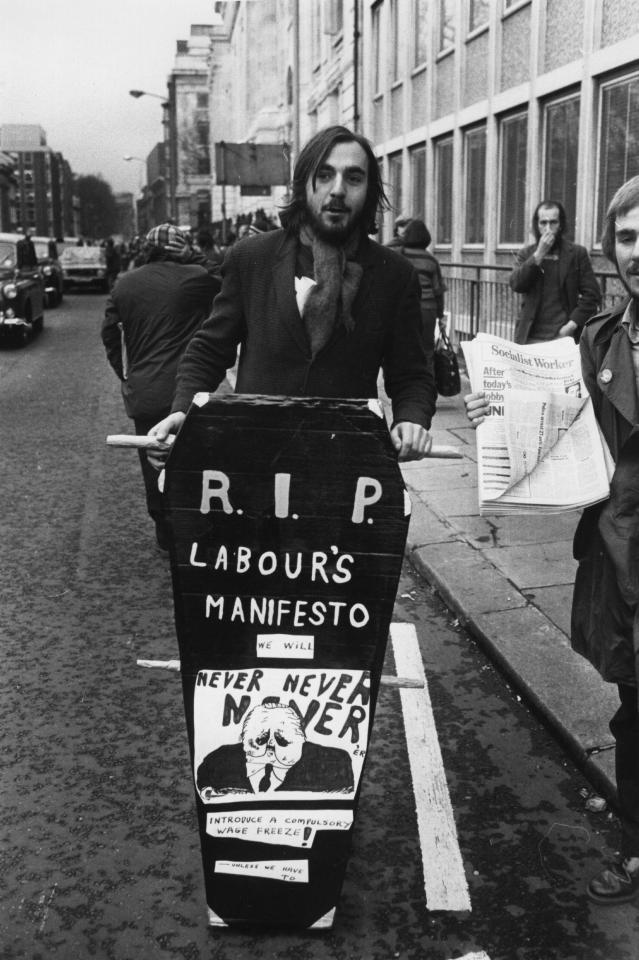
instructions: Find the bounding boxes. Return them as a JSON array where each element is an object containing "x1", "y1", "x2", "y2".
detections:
[
  {"x1": 60, "y1": 246, "x2": 106, "y2": 264},
  {"x1": 33, "y1": 241, "x2": 50, "y2": 260},
  {"x1": 0, "y1": 241, "x2": 17, "y2": 269}
]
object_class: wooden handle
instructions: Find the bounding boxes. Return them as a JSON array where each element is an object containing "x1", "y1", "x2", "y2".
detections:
[
  {"x1": 106, "y1": 434, "x2": 175, "y2": 449},
  {"x1": 108, "y1": 435, "x2": 462, "y2": 459},
  {"x1": 426, "y1": 445, "x2": 462, "y2": 459},
  {"x1": 136, "y1": 659, "x2": 423, "y2": 688}
]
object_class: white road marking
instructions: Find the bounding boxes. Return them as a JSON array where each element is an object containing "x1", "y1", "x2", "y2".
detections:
[
  {"x1": 446, "y1": 953, "x2": 492, "y2": 960},
  {"x1": 390, "y1": 622, "x2": 471, "y2": 912}
]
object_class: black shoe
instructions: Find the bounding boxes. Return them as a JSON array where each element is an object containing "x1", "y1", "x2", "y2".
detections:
[{"x1": 587, "y1": 857, "x2": 639, "y2": 904}]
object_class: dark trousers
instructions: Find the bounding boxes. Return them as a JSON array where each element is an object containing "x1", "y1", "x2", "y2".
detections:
[
  {"x1": 612, "y1": 683, "x2": 639, "y2": 857},
  {"x1": 133, "y1": 413, "x2": 169, "y2": 522}
]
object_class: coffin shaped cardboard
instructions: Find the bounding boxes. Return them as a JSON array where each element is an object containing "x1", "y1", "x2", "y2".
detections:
[{"x1": 162, "y1": 395, "x2": 410, "y2": 929}]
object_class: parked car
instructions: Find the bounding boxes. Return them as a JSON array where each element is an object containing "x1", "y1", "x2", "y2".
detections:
[
  {"x1": 32, "y1": 236, "x2": 64, "y2": 307},
  {"x1": 0, "y1": 233, "x2": 45, "y2": 345},
  {"x1": 60, "y1": 245, "x2": 109, "y2": 292}
]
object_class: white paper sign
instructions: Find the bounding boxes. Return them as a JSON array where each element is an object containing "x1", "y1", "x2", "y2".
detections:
[
  {"x1": 256, "y1": 633, "x2": 315, "y2": 659},
  {"x1": 215, "y1": 859, "x2": 309, "y2": 883},
  {"x1": 194, "y1": 667, "x2": 370, "y2": 805},
  {"x1": 206, "y1": 809, "x2": 354, "y2": 847}
]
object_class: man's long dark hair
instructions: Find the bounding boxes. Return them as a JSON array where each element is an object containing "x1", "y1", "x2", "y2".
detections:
[
  {"x1": 279, "y1": 126, "x2": 389, "y2": 235},
  {"x1": 531, "y1": 200, "x2": 567, "y2": 242}
]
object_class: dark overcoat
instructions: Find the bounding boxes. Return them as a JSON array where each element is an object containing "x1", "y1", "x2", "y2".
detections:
[
  {"x1": 102, "y1": 260, "x2": 219, "y2": 419},
  {"x1": 571, "y1": 299, "x2": 639, "y2": 687},
  {"x1": 172, "y1": 229, "x2": 437, "y2": 430},
  {"x1": 510, "y1": 240, "x2": 601, "y2": 344}
]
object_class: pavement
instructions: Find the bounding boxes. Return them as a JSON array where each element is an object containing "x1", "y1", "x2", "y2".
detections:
[{"x1": 398, "y1": 376, "x2": 619, "y2": 805}]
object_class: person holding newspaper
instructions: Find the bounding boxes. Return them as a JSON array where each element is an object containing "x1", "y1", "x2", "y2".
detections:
[
  {"x1": 510, "y1": 200, "x2": 600, "y2": 345},
  {"x1": 465, "y1": 176, "x2": 639, "y2": 905}
]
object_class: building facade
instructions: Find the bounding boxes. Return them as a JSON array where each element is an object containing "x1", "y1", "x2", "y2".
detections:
[
  {"x1": 166, "y1": 0, "x2": 638, "y2": 269},
  {"x1": 167, "y1": 25, "x2": 216, "y2": 230},
  {"x1": 0, "y1": 125, "x2": 78, "y2": 238},
  {"x1": 0, "y1": 151, "x2": 17, "y2": 231},
  {"x1": 363, "y1": 0, "x2": 639, "y2": 267}
]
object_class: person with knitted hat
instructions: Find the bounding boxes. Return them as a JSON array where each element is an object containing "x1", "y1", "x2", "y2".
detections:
[{"x1": 101, "y1": 223, "x2": 220, "y2": 552}]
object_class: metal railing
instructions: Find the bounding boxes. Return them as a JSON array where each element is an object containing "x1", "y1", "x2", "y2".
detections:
[{"x1": 441, "y1": 263, "x2": 626, "y2": 343}]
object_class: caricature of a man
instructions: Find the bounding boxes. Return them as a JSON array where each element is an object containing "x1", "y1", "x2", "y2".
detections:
[{"x1": 196, "y1": 697, "x2": 354, "y2": 801}]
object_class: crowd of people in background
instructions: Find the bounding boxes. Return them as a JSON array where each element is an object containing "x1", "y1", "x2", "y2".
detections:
[{"x1": 83, "y1": 206, "x2": 281, "y2": 291}]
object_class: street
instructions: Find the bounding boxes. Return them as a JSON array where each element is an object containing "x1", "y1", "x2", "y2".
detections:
[{"x1": 1, "y1": 295, "x2": 638, "y2": 960}]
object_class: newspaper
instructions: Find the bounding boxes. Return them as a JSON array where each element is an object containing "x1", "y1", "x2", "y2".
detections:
[{"x1": 461, "y1": 333, "x2": 614, "y2": 515}]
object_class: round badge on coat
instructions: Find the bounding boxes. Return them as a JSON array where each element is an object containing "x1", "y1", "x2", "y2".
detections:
[{"x1": 599, "y1": 369, "x2": 613, "y2": 383}]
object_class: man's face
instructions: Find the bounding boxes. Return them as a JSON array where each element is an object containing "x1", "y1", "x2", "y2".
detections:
[
  {"x1": 242, "y1": 705, "x2": 305, "y2": 768},
  {"x1": 305, "y1": 140, "x2": 369, "y2": 243},
  {"x1": 615, "y1": 205, "x2": 639, "y2": 299},
  {"x1": 537, "y1": 205, "x2": 561, "y2": 242}
]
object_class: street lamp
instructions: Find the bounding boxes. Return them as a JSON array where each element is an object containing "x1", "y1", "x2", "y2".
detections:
[{"x1": 129, "y1": 89, "x2": 168, "y2": 106}]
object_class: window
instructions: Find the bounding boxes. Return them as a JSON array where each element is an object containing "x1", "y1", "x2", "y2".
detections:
[
  {"x1": 196, "y1": 122, "x2": 210, "y2": 175},
  {"x1": 439, "y1": 0, "x2": 455, "y2": 53},
  {"x1": 597, "y1": 73, "x2": 639, "y2": 238},
  {"x1": 372, "y1": 3, "x2": 382, "y2": 94},
  {"x1": 435, "y1": 137, "x2": 453, "y2": 244},
  {"x1": 464, "y1": 126, "x2": 486, "y2": 244},
  {"x1": 413, "y1": 0, "x2": 428, "y2": 67},
  {"x1": 390, "y1": 0, "x2": 400, "y2": 83},
  {"x1": 197, "y1": 93, "x2": 209, "y2": 109},
  {"x1": 325, "y1": 0, "x2": 344, "y2": 35},
  {"x1": 388, "y1": 152, "x2": 403, "y2": 218},
  {"x1": 196, "y1": 121, "x2": 209, "y2": 147},
  {"x1": 499, "y1": 111, "x2": 528, "y2": 244},
  {"x1": 410, "y1": 144, "x2": 427, "y2": 222},
  {"x1": 543, "y1": 95, "x2": 579, "y2": 238},
  {"x1": 469, "y1": 0, "x2": 490, "y2": 32}
]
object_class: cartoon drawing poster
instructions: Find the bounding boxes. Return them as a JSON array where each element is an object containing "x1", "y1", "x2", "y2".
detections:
[{"x1": 193, "y1": 667, "x2": 370, "y2": 804}]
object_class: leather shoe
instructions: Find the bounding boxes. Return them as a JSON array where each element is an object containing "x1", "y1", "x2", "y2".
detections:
[{"x1": 587, "y1": 857, "x2": 639, "y2": 904}]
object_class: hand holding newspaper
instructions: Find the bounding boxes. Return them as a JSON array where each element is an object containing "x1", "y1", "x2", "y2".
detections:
[{"x1": 461, "y1": 333, "x2": 614, "y2": 515}]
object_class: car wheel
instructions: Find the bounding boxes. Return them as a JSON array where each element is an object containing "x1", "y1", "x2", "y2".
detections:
[
  {"x1": 33, "y1": 314, "x2": 44, "y2": 334},
  {"x1": 16, "y1": 325, "x2": 30, "y2": 347}
]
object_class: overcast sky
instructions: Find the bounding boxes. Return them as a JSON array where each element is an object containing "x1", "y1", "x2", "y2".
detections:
[{"x1": 0, "y1": 0, "x2": 218, "y2": 195}]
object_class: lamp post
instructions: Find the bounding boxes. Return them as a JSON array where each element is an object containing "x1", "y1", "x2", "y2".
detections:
[
  {"x1": 129, "y1": 89, "x2": 167, "y2": 104},
  {"x1": 123, "y1": 155, "x2": 145, "y2": 235},
  {"x1": 129, "y1": 89, "x2": 174, "y2": 222}
]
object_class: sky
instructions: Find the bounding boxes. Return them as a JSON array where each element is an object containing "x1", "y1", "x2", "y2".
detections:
[{"x1": 0, "y1": 0, "x2": 219, "y2": 195}]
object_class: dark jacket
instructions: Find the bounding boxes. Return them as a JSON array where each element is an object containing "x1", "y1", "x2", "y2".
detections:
[
  {"x1": 571, "y1": 299, "x2": 639, "y2": 687},
  {"x1": 509, "y1": 240, "x2": 600, "y2": 344},
  {"x1": 396, "y1": 220, "x2": 445, "y2": 319},
  {"x1": 196, "y1": 741, "x2": 354, "y2": 796},
  {"x1": 101, "y1": 260, "x2": 219, "y2": 419},
  {"x1": 171, "y1": 228, "x2": 437, "y2": 430}
]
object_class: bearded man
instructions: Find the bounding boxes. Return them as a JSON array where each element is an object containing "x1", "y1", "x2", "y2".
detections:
[
  {"x1": 510, "y1": 199, "x2": 600, "y2": 345},
  {"x1": 147, "y1": 125, "x2": 436, "y2": 465}
]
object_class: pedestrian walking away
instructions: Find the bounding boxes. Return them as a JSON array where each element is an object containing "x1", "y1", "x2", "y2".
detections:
[
  {"x1": 390, "y1": 217, "x2": 446, "y2": 361},
  {"x1": 465, "y1": 175, "x2": 639, "y2": 905},
  {"x1": 147, "y1": 124, "x2": 437, "y2": 468},
  {"x1": 101, "y1": 223, "x2": 220, "y2": 552},
  {"x1": 510, "y1": 200, "x2": 601, "y2": 345}
]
